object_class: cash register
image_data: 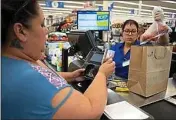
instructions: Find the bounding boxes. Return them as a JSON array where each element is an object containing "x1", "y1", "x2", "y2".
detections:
[{"x1": 67, "y1": 30, "x2": 104, "y2": 92}]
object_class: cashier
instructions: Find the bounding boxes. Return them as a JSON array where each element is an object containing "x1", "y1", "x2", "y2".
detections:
[
  {"x1": 111, "y1": 18, "x2": 169, "y2": 79},
  {"x1": 110, "y1": 19, "x2": 140, "y2": 79}
]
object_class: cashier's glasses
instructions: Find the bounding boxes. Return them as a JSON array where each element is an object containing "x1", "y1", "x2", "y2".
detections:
[{"x1": 123, "y1": 29, "x2": 137, "y2": 35}]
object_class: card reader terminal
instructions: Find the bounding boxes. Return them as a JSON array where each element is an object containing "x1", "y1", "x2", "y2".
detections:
[{"x1": 82, "y1": 51, "x2": 104, "y2": 80}]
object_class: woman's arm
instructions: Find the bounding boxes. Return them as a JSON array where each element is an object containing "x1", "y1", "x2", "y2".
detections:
[
  {"x1": 58, "y1": 72, "x2": 74, "y2": 82},
  {"x1": 52, "y1": 59, "x2": 115, "y2": 119},
  {"x1": 58, "y1": 70, "x2": 84, "y2": 82},
  {"x1": 36, "y1": 60, "x2": 84, "y2": 82}
]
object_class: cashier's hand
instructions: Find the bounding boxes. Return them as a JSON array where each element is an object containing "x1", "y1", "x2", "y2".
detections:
[
  {"x1": 71, "y1": 69, "x2": 85, "y2": 81},
  {"x1": 99, "y1": 58, "x2": 115, "y2": 78}
]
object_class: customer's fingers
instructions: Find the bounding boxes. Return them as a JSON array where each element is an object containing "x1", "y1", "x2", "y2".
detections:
[
  {"x1": 104, "y1": 56, "x2": 112, "y2": 62},
  {"x1": 106, "y1": 58, "x2": 113, "y2": 64}
]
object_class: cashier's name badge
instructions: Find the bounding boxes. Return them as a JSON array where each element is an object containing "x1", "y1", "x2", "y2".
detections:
[{"x1": 122, "y1": 60, "x2": 130, "y2": 67}]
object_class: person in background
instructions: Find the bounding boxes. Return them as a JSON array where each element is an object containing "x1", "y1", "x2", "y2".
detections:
[{"x1": 1, "y1": 0, "x2": 115, "y2": 119}]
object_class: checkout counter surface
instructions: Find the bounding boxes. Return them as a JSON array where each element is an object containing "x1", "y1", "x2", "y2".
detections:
[
  {"x1": 104, "y1": 78, "x2": 176, "y2": 119},
  {"x1": 114, "y1": 78, "x2": 176, "y2": 107},
  {"x1": 69, "y1": 60, "x2": 176, "y2": 106},
  {"x1": 45, "y1": 59, "x2": 176, "y2": 119},
  {"x1": 69, "y1": 60, "x2": 176, "y2": 119}
]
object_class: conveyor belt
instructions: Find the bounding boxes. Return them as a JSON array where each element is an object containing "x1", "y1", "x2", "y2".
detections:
[{"x1": 141, "y1": 100, "x2": 176, "y2": 119}]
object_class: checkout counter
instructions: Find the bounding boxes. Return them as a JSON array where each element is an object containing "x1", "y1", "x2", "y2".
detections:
[
  {"x1": 44, "y1": 57, "x2": 176, "y2": 119},
  {"x1": 68, "y1": 59, "x2": 176, "y2": 119}
]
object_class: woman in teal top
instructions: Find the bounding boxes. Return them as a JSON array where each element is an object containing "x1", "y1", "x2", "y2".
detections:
[{"x1": 1, "y1": 0, "x2": 115, "y2": 119}]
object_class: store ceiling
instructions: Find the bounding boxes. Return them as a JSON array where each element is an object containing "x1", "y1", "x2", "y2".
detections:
[{"x1": 38, "y1": 0, "x2": 176, "y2": 18}]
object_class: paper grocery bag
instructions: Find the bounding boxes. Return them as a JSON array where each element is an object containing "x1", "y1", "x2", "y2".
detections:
[{"x1": 127, "y1": 46, "x2": 173, "y2": 97}]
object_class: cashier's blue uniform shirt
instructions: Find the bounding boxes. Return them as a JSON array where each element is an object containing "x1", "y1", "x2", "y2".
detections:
[
  {"x1": 111, "y1": 40, "x2": 140, "y2": 79},
  {"x1": 2, "y1": 56, "x2": 73, "y2": 119}
]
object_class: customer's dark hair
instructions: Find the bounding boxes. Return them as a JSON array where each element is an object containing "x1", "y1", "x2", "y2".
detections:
[
  {"x1": 2, "y1": 0, "x2": 39, "y2": 45},
  {"x1": 122, "y1": 19, "x2": 139, "y2": 32}
]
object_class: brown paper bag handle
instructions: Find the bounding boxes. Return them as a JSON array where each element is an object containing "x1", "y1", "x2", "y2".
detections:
[{"x1": 154, "y1": 47, "x2": 167, "y2": 60}]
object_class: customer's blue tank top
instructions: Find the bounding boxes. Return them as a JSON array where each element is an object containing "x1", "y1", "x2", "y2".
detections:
[{"x1": 2, "y1": 56, "x2": 73, "y2": 119}]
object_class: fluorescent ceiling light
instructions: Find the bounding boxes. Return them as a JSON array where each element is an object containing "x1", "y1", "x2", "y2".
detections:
[
  {"x1": 42, "y1": 9, "x2": 72, "y2": 14},
  {"x1": 141, "y1": 13, "x2": 152, "y2": 15},
  {"x1": 161, "y1": 1, "x2": 176, "y2": 4},
  {"x1": 140, "y1": 9, "x2": 152, "y2": 12},
  {"x1": 112, "y1": 9, "x2": 130, "y2": 13},
  {"x1": 114, "y1": 6, "x2": 137, "y2": 10},
  {"x1": 39, "y1": 3, "x2": 45, "y2": 6},
  {"x1": 43, "y1": 11, "x2": 71, "y2": 14},
  {"x1": 95, "y1": 4, "x2": 102, "y2": 6},
  {"x1": 40, "y1": 3, "x2": 83, "y2": 9},
  {"x1": 164, "y1": 12, "x2": 176, "y2": 14},
  {"x1": 44, "y1": 12, "x2": 63, "y2": 14},
  {"x1": 113, "y1": 1, "x2": 176, "y2": 11},
  {"x1": 41, "y1": 7, "x2": 73, "y2": 11},
  {"x1": 114, "y1": 1, "x2": 139, "y2": 6},
  {"x1": 112, "y1": 12, "x2": 125, "y2": 15},
  {"x1": 142, "y1": 4, "x2": 176, "y2": 11},
  {"x1": 64, "y1": 5, "x2": 83, "y2": 9},
  {"x1": 39, "y1": 1, "x2": 85, "y2": 5},
  {"x1": 96, "y1": 4, "x2": 152, "y2": 13},
  {"x1": 43, "y1": 10, "x2": 71, "y2": 13},
  {"x1": 112, "y1": 9, "x2": 151, "y2": 15},
  {"x1": 57, "y1": 1, "x2": 85, "y2": 5}
]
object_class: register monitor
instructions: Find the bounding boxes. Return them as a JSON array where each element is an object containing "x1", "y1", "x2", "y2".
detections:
[
  {"x1": 77, "y1": 11, "x2": 110, "y2": 31},
  {"x1": 67, "y1": 30, "x2": 97, "y2": 58}
]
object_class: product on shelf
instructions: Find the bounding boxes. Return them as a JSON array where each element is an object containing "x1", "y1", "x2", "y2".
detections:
[
  {"x1": 45, "y1": 41, "x2": 71, "y2": 69},
  {"x1": 112, "y1": 23, "x2": 123, "y2": 28},
  {"x1": 48, "y1": 32, "x2": 68, "y2": 41}
]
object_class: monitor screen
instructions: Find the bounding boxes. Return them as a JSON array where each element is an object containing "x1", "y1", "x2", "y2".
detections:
[
  {"x1": 77, "y1": 11, "x2": 110, "y2": 31},
  {"x1": 67, "y1": 33, "x2": 80, "y2": 45},
  {"x1": 67, "y1": 31, "x2": 95, "y2": 58},
  {"x1": 90, "y1": 53, "x2": 103, "y2": 63}
]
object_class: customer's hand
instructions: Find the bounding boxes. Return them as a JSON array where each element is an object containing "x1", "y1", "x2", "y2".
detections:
[
  {"x1": 71, "y1": 69, "x2": 85, "y2": 79},
  {"x1": 98, "y1": 58, "x2": 115, "y2": 78}
]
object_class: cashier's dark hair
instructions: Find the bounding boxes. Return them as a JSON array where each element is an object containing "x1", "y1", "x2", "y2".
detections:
[
  {"x1": 122, "y1": 19, "x2": 139, "y2": 32},
  {"x1": 1, "y1": 0, "x2": 39, "y2": 46}
]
